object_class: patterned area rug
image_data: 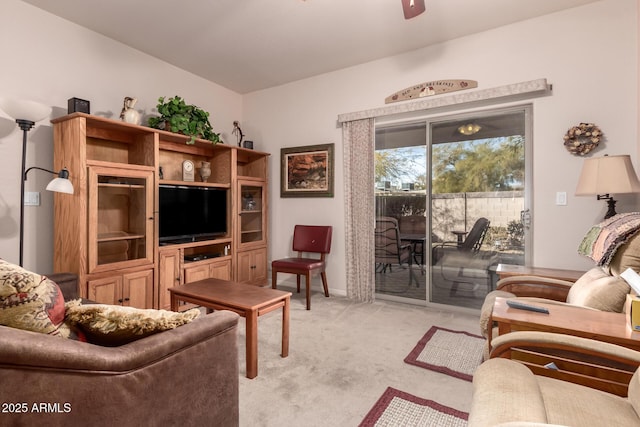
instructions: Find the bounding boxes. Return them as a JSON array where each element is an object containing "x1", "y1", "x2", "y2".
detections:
[
  {"x1": 404, "y1": 326, "x2": 485, "y2": 381},
  {"x1": 359, "y1": 387, "x2": 468, "y2": 427}
]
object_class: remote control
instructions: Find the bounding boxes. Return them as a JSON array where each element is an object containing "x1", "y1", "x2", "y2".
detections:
[{"x1": 506, "y1": 299, "x2": 550, "y2": 314}]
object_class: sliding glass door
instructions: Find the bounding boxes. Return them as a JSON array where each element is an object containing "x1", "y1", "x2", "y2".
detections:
[
  {"x1": 375, "y1": 105, "x2": 532, "y2": 309},
  {"x1": 375, "y1": 123, "x2": 428, "y2": 298}
]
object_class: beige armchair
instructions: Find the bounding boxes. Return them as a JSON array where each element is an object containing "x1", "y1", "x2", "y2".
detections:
[
  {"x1": 479, "y1": 266, "x2": 631, "y2": 340},
  {"x1": 469, "y1": 331, "x2": 640, "y2": 427},
  {"x1": 479, "y1": 230, "x2": 640, "y2": 344}
]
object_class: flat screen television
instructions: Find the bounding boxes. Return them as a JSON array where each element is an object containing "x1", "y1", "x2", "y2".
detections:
[{"x1": 159, "y1": 184, "x2": 227, "y2": 243}]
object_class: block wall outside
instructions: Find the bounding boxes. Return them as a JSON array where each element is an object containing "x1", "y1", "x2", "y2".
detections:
[{"x1": 377, "y1": 191, "x2": 524, "y2": 248}]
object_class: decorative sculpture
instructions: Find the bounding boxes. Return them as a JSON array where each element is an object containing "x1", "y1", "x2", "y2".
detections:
[{"x1": 120, "y1": 97, "x2": 141, "y2": 125}]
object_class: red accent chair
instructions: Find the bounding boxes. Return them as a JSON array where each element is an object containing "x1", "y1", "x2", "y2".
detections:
[{"x1": 271, "y1": 225, "x2": 332, "y2": 310}]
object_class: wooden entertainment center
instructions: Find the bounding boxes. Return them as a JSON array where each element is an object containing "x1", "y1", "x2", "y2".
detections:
[{"x1": 51, "y1": 113, "x2": 269, "y2": 309}]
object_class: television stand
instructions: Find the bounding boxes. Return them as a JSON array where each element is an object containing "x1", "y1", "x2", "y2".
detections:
[{"x1": 51, "y1": 113, "x2": 268, "y2": 311}]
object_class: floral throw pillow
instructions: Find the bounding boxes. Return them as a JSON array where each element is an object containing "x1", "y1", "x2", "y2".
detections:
[
  {"x1": 65, "y1": 302, "x2": 200, "y2": 346},
  {"x1": 0, "y1": 259, "x2": 74, "y2": 338}
]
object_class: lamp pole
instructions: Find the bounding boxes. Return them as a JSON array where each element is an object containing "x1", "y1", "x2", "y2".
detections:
[{"x1": 17, "y1": 119, "x2": 35, "y2": 267}]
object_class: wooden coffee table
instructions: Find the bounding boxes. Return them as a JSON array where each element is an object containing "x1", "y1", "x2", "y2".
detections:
[
  {"x1": 169, "y1": 278, "x2": 292, "y2": 379},
  {"x1": 489, "y1": 297, "x2": 640, "y2": 352}
]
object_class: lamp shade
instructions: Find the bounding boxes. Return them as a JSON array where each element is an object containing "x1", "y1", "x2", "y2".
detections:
[
  {"x1": 575, "y1": 154, "x2": 640, "y2": 196},
  {"x1": 46, "y1": 177, "x2": 74, "y2": 194},
  {"x1": 0, "y1": 98, "x2": 51, "y2": 122},
  {"x1": 45, "y1": 168, "x2": 74, "y2": 194}
]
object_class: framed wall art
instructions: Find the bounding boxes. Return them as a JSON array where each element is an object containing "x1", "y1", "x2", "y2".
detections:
[{"x1": 280, "y1": 143, "x2": 334, "y2": 198}]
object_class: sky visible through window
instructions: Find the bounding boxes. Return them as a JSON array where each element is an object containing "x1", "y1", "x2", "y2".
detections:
[{"x1": 375, "y1": 136, "x2": 522, "y2": 192}]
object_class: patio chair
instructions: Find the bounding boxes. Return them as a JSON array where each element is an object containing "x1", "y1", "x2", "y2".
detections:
[
  {"x1": 399, "y1": 215, "x2": 427, "y2": 268},
  {"x1": 375, "y1": 217, "x2": 418, "y2": 287},
  {"x1": 433, "y1": 217, "x2": 494, "y2": 295},
  {"x1": 432, "y1": 217, "x2": 490, "y2": 263}
]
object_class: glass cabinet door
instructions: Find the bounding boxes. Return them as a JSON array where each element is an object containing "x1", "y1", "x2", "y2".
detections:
[
  {"x1": 88, "y1": 166, "x2": 154, "y2": 272},
  {"x1": 238, "y1": 181, "x2": 266, "y2": 247}
]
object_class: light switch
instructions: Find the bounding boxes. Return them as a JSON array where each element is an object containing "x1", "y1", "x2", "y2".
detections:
[
  {"x1": 24, "y1": 192, "x2": 40, "y2": 206},
  {"x1": 555, "y1": 191, "x2": 567, "y2": 206}
]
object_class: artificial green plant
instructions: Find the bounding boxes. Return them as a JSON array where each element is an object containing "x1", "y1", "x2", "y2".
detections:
[{"x1": 148, "y1": 96, "x2": 220, "y2": 144}]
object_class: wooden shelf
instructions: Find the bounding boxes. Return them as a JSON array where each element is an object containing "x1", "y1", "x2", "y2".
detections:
[
  {"x1": 183, "y1": 255, "x2": 232, "y2": 265},
  {"x1": 159, "y1": 237, "x2": 232, "y2": 250},
  {"x1": 98, "y1": 232, "x2": 145, "y2": 242},
  {"x1": 98, "y1": 182, "x2": 145, "y2": 189},
  {"x1": 159, "y1": 180, "x2": 231, "y2": 189},
  {"x1": 87, "y1": 159, "x2": 155, "y2": 171}
]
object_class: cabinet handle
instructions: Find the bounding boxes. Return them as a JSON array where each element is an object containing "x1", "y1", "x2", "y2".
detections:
[
  {"x1": 118, "y1": 298, "x2": 124, "y2": 303},
  {"x1": 124, "y1": 297, "x2": 130, "y2": 302}
]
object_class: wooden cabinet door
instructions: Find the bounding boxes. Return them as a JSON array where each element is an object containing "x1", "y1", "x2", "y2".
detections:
[
  {"x1": 87, "y1": 166, "x2": 154, "y2": 274},
  {"x1": 184, "y1": 263, "x2": 211, "y2": 283},
  {"x1": 236, "y1": 250, "x2": 253, "y2": 283},
  {"x1": 88, "y1": 276, "x2": 122, "y2": 305},
  {"x1": 236, "y1": 248, "x2": 267, "y2": 285},
  {"x1": 237, "y1": 180, "x2": 267, "y2": 250},
  {"x1": 123, "y1": 269, "x2": 154, "y2": 309},
  {"x1": 209, "y1": 259, "x2": 231, "y2": 280},
  {"x1": 158, "y1": 248, "x2": 181, "y2": 310},
  {"x1": 251, "y1": 248, "x2": 267, "y2": 284}
]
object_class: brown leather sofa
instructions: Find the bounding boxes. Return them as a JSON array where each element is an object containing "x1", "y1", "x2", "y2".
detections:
[{"x1": 0, "y1": 274, "x2": 240, "y2": 426}]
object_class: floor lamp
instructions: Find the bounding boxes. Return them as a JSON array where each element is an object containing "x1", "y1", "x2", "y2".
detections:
[{"x1": 0, "y1": 99, "x2": 74, "y2": 267}]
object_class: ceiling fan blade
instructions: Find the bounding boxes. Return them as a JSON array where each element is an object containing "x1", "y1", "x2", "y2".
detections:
[{"x1": 401, "y1": 0, "x2": 426, "y2": 20}]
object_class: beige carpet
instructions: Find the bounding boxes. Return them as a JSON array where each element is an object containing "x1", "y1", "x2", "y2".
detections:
[{"x1": 237, "y1": 289, "x2": 480, "y2": 426}]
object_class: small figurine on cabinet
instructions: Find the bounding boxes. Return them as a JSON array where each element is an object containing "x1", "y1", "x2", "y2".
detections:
[
  {"x1": 120, "y1": 97, "x2": 141, "y2": 125},
  {"x1": 199, "y1": 161, "x2": 211, "y2": 182},
  {"x1": 232, "y1": 120, "x2": 244, "y2": 147},
  {"x1": 243, "y1": 193, "x2": 256, "y2": 210}
]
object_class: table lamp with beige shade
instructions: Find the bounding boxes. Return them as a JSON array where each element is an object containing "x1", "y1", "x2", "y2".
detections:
[{"x1": 575, "y1": 154, "x2": 640, "y2": 220}]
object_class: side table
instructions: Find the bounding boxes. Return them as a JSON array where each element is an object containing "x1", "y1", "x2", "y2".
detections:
[
  {"x1": 495, "y1": 263, "x2": 585, "y2": 282},
  {"x1": 489, "y1": 296, "x2": 640, "y2": 351}
]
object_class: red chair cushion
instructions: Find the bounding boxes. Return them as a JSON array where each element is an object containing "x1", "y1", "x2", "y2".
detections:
[{"x1": 272, "y1": 258, "x2": 325, "y2": 271}]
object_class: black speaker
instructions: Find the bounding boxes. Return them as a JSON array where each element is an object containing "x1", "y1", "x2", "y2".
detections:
[{"x1": 68, "y1": 97, "x2": 90, "y2": 114}]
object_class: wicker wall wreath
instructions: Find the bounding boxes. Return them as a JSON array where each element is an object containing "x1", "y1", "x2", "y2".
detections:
[{"x1": 563, "y1": 122, "x2": 602, "y2": 155}]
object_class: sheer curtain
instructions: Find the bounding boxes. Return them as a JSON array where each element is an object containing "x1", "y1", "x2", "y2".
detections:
[{"x1": 342, "y1": 118, "x2": 375, "y2": 302}]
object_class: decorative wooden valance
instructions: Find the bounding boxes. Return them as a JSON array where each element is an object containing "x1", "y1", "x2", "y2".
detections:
[{"x1": 338, "y1": 78, "x2": 552, "y2": 124}]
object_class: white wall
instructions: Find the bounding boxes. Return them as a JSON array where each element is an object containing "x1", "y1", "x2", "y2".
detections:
[
  {"x1": 244, "y1": 0, "x2": 638, "y2": 295},
  {"x1": 0, "y1": 1, "x2": 243, "y2": 272}
]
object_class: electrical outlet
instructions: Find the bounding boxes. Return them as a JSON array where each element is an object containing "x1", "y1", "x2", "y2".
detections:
[
  {"x1": 24, "y1": 192, "x2": 40, "y2": 206},
  {"x1": 555, "y1": 191, "x2": 567, "y2": 206}
]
